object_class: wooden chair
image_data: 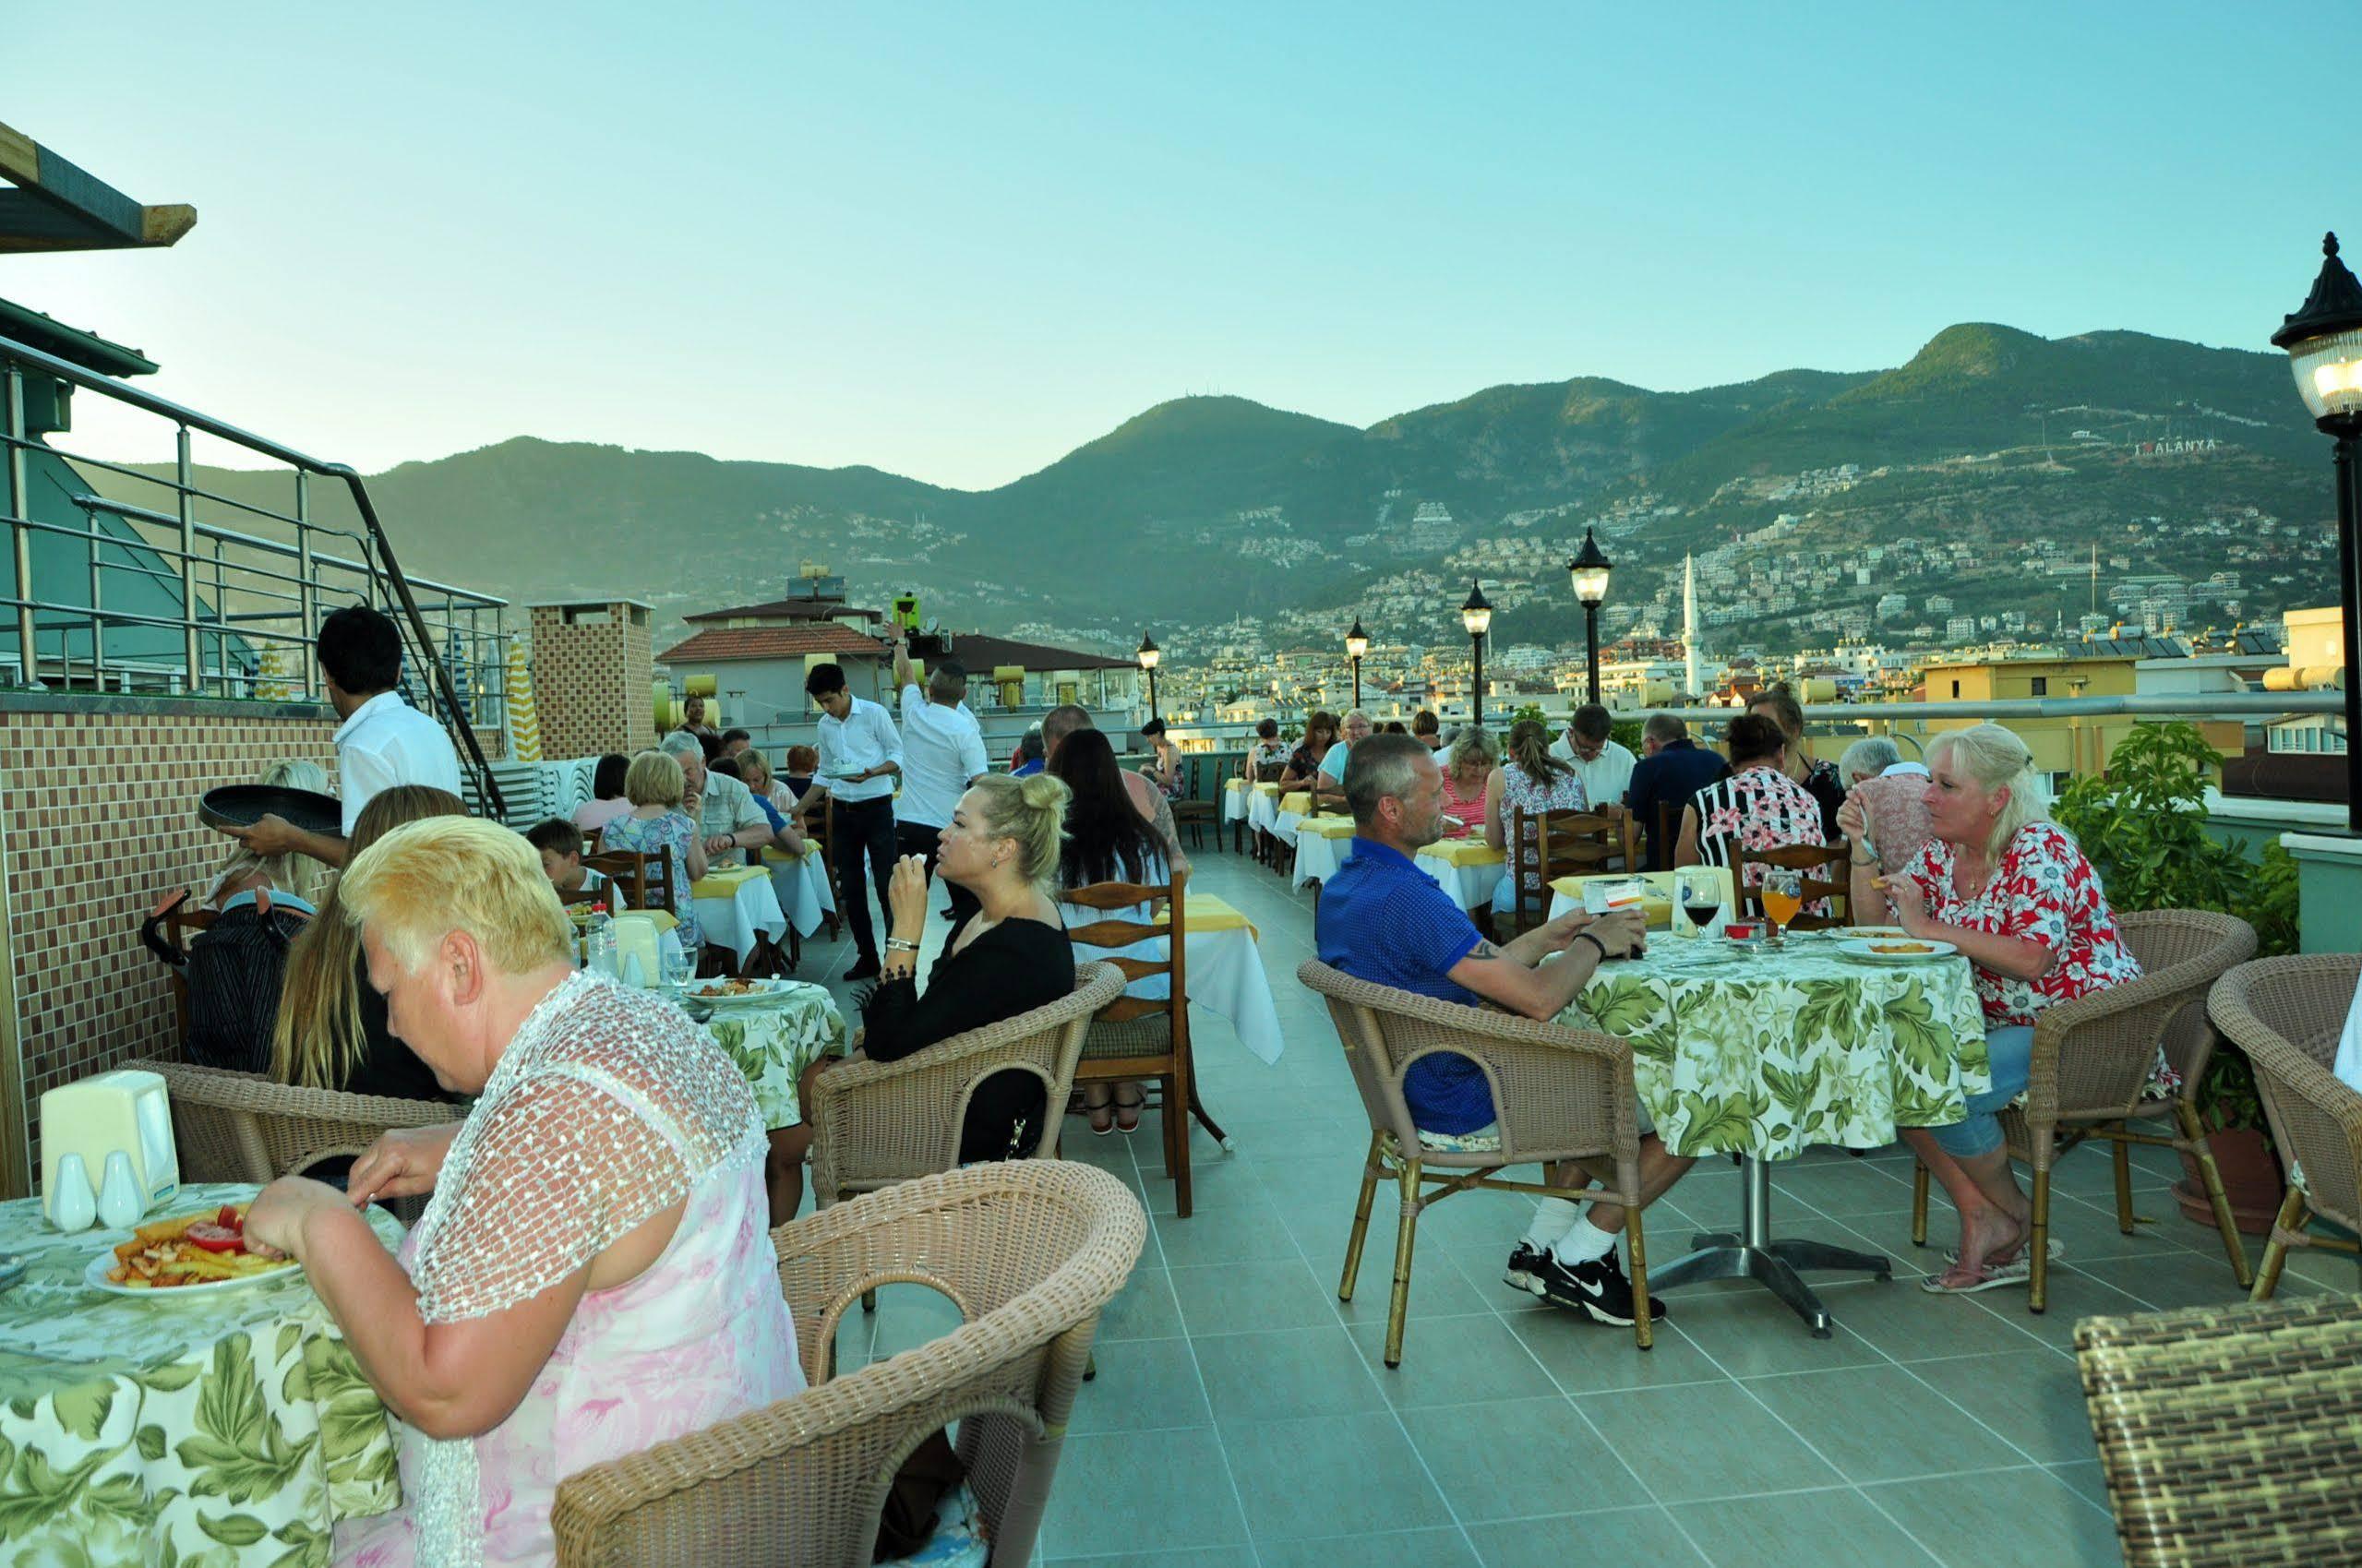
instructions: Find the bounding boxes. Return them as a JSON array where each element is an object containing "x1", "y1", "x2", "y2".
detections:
[
  {"x1": 1063, "y1": 863, "x2": 1229, "y2": 1218},
  {"x1": 1168, "y1": 753, "x2": 1217, "y2": 851},
  {"x1": 147, "y1": 893, "x2": 217, "y2": 1038},
  {"x1": 1911, "y1": 909, "x2": 2260, "y2": 1312},
  {"x1": 1297, "y1": 959, "x2": 1653, "y2": 1362},
  {"x1": 2077, "y1": 1294, "x2": 2362, "y2": 1568},
  {"x1": 550, "y1": 1161, "x2": 1147, "y2": 1568},
  {"x1": 1733, "y1": 842, "x2": 1852, "y2": 930},
  {"x1": 2206, "y1": 954, "x2": 2362, "y2": 1301},
  {"x1": 1505, "y1": 806, "x2": 1625, "y2": 931},
  {"x1": 806, "y1": 964, "x2": 1123, "y2": 1210},
  {"x1": 815, "y1": 800, "x2": 847, "y2": 942},
  {"x1": 145, "y1": 1058, "x2": 461, "y2": 1215}
]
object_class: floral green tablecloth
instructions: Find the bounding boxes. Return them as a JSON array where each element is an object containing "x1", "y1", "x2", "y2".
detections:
[
  {"x1": 1559, "y1": 934, "x2": 1993, "y2": 1160},
  {"x1": 694, "y1": 983, "x2": 847, "y2": 1130},
  {"x1": 0, "y1": 1183, "x2": 405, "y2": 1568}
]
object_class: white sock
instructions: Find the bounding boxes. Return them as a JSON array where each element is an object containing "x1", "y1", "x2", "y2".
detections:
[
  {"x1": 1553, "y1": 1215, "x2": 1618, "y2": 1266},
  {"x1": 1522, "y1": 1198, "x2": 1578, "y2": 1252}
]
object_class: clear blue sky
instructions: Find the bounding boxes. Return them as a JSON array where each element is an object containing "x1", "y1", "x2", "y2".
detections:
[{"x1": 7, "y1": 0, "x2": 2334, "y2": 488}]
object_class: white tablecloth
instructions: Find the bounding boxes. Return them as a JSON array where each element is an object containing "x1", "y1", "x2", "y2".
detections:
[
  {"x1": 1414, "y1": 847, "x2": 1505, "y2": 915},
  {"x1": 1292, "y1": 832, "x2": 1349, "y2": 889},
  {"x1": 765, "y1": 845, "x2": 835, "y2": 938},
  {"x1": 1248, "y1": 789, "x2": 1280, "y2": 835},
  {"x1": 1188, "y1": 924, "x2": 1285, "y2": 1066},
  {"x1": 1224, "y1": 782, "x2": 1252, "y2": 822},
  {"x1": 695, "y1": 875, "x2": 790, "y2": 964},
  {"x1": 1272, "y1": 808, "x2": 1307, "y2": 849}
]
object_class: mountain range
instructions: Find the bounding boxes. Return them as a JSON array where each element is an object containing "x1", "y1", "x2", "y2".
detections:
[{"x1": 112, "y1": 322, "x2": 2333, "y2": 653}]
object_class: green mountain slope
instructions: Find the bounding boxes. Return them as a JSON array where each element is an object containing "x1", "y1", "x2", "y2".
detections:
[{"x1": 96, "y1": 322, "x2": 2327, "y2": 646}]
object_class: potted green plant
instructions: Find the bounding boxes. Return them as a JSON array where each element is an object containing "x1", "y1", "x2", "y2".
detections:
[{"x1": 2054, "y1": 722, "x2": 2296, "y2": 1232}]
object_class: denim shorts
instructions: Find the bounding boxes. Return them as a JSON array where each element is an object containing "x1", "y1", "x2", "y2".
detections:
[{"x1": 1927, "y1": 1025, "x2": 2034, "y2": 1159}]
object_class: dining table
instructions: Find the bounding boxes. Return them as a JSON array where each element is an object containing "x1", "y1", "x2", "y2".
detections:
[
  {"x1": 691, "y1": 864, "x2": 792, "y2": 968},
  {"x1": 674, "y1": 980, "x2": 848, "y2": 1130},
  {"x1": 1183, "y1": 893, "x2": 1285, "y2": 1071},
  {"x1": 1556, "y1": 928, "x2": 1992, "y2": 1335},
  {"x1": 0, "y1": 1183, "x2": 405, "y2": 1564},
  {"x1": 1413, "y1": 837, "x2": 1506, "y2": 915},
  {"x1": 1289, "y1": 816, "x2": 1357, "y2": 890},
  {"x1": 761, "y1": 842, "x2": 837, "y2": 940}
]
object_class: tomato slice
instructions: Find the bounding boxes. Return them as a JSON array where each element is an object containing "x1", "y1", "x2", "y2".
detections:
[
  {"x1": 186, "y1": 1222, "x2": 245, "y2": 1252},
  {"x1": 216, "y1": 1205, "x2": 243, "y2": 1233}
]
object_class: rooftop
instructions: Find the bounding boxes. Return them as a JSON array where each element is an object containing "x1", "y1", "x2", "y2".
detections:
[
  {"x1": 792, "y1": 849, "x2": 2320, "y2": 1568},
  {"x1": 655, "y1": 622, "x2": 884, "y2": 664}
]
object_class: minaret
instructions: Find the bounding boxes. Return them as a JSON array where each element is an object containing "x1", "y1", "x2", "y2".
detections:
[{"x1": 1683, "y1": 552, "x2": 1700, "y2": 697}]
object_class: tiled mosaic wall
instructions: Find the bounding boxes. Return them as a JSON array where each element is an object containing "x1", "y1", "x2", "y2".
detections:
[
  {"x1": 1, "y1": 698, "x2": 340, "y2": 1191},
  {"x1": 530, "y1": 603, "x2": 654, "y2": 763}
]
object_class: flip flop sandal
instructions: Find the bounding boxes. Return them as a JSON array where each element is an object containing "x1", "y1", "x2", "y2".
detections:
[
  {"x1": 1944, "y1": 1237, "x2": 2068, "y2": 1266},
  {"x1": 1920, "y1": 1254, "x2": 2033, "y2": 1295}
]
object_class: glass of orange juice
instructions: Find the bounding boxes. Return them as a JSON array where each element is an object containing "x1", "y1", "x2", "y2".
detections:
[{"x1": 1760, "y1": 868, "x2": 1804, "y2": 950}]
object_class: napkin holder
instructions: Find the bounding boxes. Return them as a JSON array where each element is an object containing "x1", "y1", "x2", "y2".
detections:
[
  {"x1": 611, "y1": 912, "x2": 664, "y2": 987},
  {"x1": 41, "y1": 1070, "x2": 177, "y2": 1223}
]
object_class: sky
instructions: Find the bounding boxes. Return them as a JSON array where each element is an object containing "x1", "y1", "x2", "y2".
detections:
[{"x1": 6, "y1": 1, "x2": 2336, "y2": 489}]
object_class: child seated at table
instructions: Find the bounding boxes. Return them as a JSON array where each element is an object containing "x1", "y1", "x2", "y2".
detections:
[{"x1": 524, "y1": 819, "x2": 609, "y2": 903}]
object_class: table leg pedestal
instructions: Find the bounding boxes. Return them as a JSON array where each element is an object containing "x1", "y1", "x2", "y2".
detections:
[{"x1": 1648, "y1": 1155, "x2": 1890, "y2": 1337}]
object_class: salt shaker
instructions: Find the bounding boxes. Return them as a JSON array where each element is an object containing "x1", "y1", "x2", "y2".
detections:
[
  {"x1": 98, "y1": 1151, "x2": 146, "y2": 1230},
  {"x1": 49, "y1": 1153, "x2": 97, "y2": 1232}
]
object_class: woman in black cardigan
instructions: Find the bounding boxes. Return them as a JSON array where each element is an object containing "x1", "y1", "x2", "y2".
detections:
[{"x1": 774, "y1": 772, "x2": 1075, "y2": 1219}]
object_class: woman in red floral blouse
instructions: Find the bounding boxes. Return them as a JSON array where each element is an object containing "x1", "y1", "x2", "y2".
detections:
[{"x1": 1843, "y1": 723, "x2": 2143, "y2": 1295}]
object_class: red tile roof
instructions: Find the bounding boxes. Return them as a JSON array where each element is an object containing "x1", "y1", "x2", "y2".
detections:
[
  {"x1": 656, "y1": 623, "x2": 885, "y2": 664},
  {"x1": 683, "y1": 598, "x2": 883, "y2": 624}
]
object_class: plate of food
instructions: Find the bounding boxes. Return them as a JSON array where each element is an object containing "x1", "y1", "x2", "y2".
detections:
[
  {"x1": 676, "y1": 976, "x2": 805, "y2": 1008},
  {"x1": 1836, "y1": 937, "x2": 1959, "y2": 964},
  {"x1": 1840, "y1": 926, "x2": 1910, "y2": 940},
  {"x1": 85, "y1": 1203, "x2": 300, "y2": 1297}
]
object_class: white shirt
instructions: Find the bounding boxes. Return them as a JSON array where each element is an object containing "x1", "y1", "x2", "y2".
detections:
[
  {"x1": 897, "y1": 684, "x2": 989, "y2": 828},
  {"x1": 333, "y1": 689, "x2": 463, "y2": 834},
  {"x1": 1882, "y1": 761, "x2": 1931, "y2": 778},
  {"x1": 1547, "y1": 736, "x2": 1638, "y2": 808},
  {"x1": 817, "y1": 695, "x2": 903, "y2": 806}
]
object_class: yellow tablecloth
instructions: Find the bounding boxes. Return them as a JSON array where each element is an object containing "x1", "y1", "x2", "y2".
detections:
[
  {"x1": 1296, "y1": 816, "x2": 1357, "y2": 840},
  {"x1": 1422, "y1": 839, "x2": 1505, "y2": 868},
  {"x1": 1279, "y1": 791, "x2": 1313, "y2": 815},
  {"x1": 1225, "y1": 778, "x2": 1251, "y2": 792},
  {"x1": 1253, "y1": 781, "x2": 1282, "y2": 796},
  {"x1": 691, "y1": 865, "x2": 769, "y2": 898},
  {"x1": 1184, "y1": 893, "x2": 1259, "y2": 940}
]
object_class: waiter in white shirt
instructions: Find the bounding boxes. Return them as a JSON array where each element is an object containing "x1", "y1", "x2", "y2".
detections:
[
  {"x1": 1548, "y1": 703, "x2": 1638, "y2": 811},
  {"x1": 225, "y1": 605, "x2": 463, "y2": 868},
  {"x1": 806, "y1": 658, "x2": 904, "y2": 980},
  {"x1": 890, "y1": 626, "x2": 990, "y2": 924}
]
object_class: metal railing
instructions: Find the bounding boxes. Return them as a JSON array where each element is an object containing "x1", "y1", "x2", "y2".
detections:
[{"x1": 0, "y1": 331, "x2": 505, "y2": 814}]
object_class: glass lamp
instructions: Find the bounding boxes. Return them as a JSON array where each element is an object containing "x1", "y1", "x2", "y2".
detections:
[
  {"x1": 1135, "y1": 634, "x2": 1160, "y2": 672},
  {"x1": 1568, "y1": 527, "x2": 1614, "y2": 606},
  {"x1": 2273, "y1": 233, "x2": 2362, "y2": 424},
  {"x1": 1344, "y1": 617, "x2": 1370, "y2": 663},
  {"x1": 1459, "y1": 582, "x2": 1493, "y2": 640}
]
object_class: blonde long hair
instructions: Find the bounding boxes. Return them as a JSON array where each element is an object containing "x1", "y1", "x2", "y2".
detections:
[
  {"x1": 207, "y1": 759, "x2": 332, "y2": 908},
  {"x1": 270, "y1": 784, "x2": 466, "y2": 1090},
  {"x1": 1927, "y1": 724, "x2": 2053, "y2": 863},
  {"x1": 1506, "y1": 719, "x2": 1575, "y2": 787}
]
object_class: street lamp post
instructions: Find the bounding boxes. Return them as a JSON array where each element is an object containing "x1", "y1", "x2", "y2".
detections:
[
  {"x1": 2272, "y1": 233, "x2": 2362, "y2": 834},
  {"x1": 1136, "y1": 632, "x2": 1161, "y2": 723},
  {"x1": 1567, "y1": 526, "x2": 1615, "y2": 706},
  {"x1": 1345, "y1": 616, "x2": 1369, "y2": 710},
  {"x1": 1459, "y1": 581, "x2": 1493, "y2": 727}
]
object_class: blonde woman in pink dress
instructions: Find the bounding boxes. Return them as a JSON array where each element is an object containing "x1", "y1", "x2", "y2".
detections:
[{"x1": 244, "y1": 816, "x2": 801, "y2": 1567}]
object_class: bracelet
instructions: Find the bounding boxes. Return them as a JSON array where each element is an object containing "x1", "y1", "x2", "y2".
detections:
[
  {"x1": 1574, "y1": 931, "x2": 1608, "y2": 961},
  {"x1": 884, "y1": 937, "x2": 920, "y2": 953}
]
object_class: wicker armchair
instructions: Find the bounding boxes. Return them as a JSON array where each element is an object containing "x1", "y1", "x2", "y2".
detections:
[
  {"x1": 1296, "y1": 959, "x2": 1651, "y2": 1361},
  {"x1": 807, "y1": 964, "x2": 1124, "y2": 1209},
  {"x1": 2206, "y1": 955, "x2": 2362, "y2": 1301},
  {"x1": 146, "y1": 1058, "x2": 461, "y2": 1183},
  {"x1": 550, "y1": 1161, "x2": 1149, "y2": 1568},
  {"x1": 2077, "y1": 1293, "x2": 2362, "y2": 1568},
  {"x1": 1910, "y1": 909, "x2": 2258, "y2": 1312}
]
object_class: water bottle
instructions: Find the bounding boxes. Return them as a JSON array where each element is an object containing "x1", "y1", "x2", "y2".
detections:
[{"x1": 587, "y1": 904, "x2": 616, "y2": 978}]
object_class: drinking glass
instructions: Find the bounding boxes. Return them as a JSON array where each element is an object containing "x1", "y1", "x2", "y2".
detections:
[
  {"x1": 1678, "y1": 870, "x2": 1721, "y2": 937},
  {"x1": 661, "y1": 947, "x2": 694, "y2": 991},
  {"x1": 1760, "y1": 868, "x2": 1804, "y2": 949}
]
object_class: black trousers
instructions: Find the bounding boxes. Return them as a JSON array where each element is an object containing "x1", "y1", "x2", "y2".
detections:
[
  {"x1": 833, "y1": 796, "x2": 901, "y2": 962},
  {"x1": 896, "y1": 820, "x2": 981, "y2": 926}
]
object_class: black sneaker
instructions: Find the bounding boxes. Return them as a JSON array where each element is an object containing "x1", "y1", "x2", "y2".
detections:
[
  {"x1": 1504, "y1": 1242, "x2": 1549, "y2": 1297},
  {"x1": 845, "y1": 956, "x2": 882, "y2": 982},
  {"x1": 1535, "y1": 1249, "x2": 1667, "y2": 1325}
]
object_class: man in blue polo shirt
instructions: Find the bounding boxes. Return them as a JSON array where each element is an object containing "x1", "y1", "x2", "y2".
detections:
[{"x1": 1316, "y1": 732, "x2": 1696, "y2": 1327}]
